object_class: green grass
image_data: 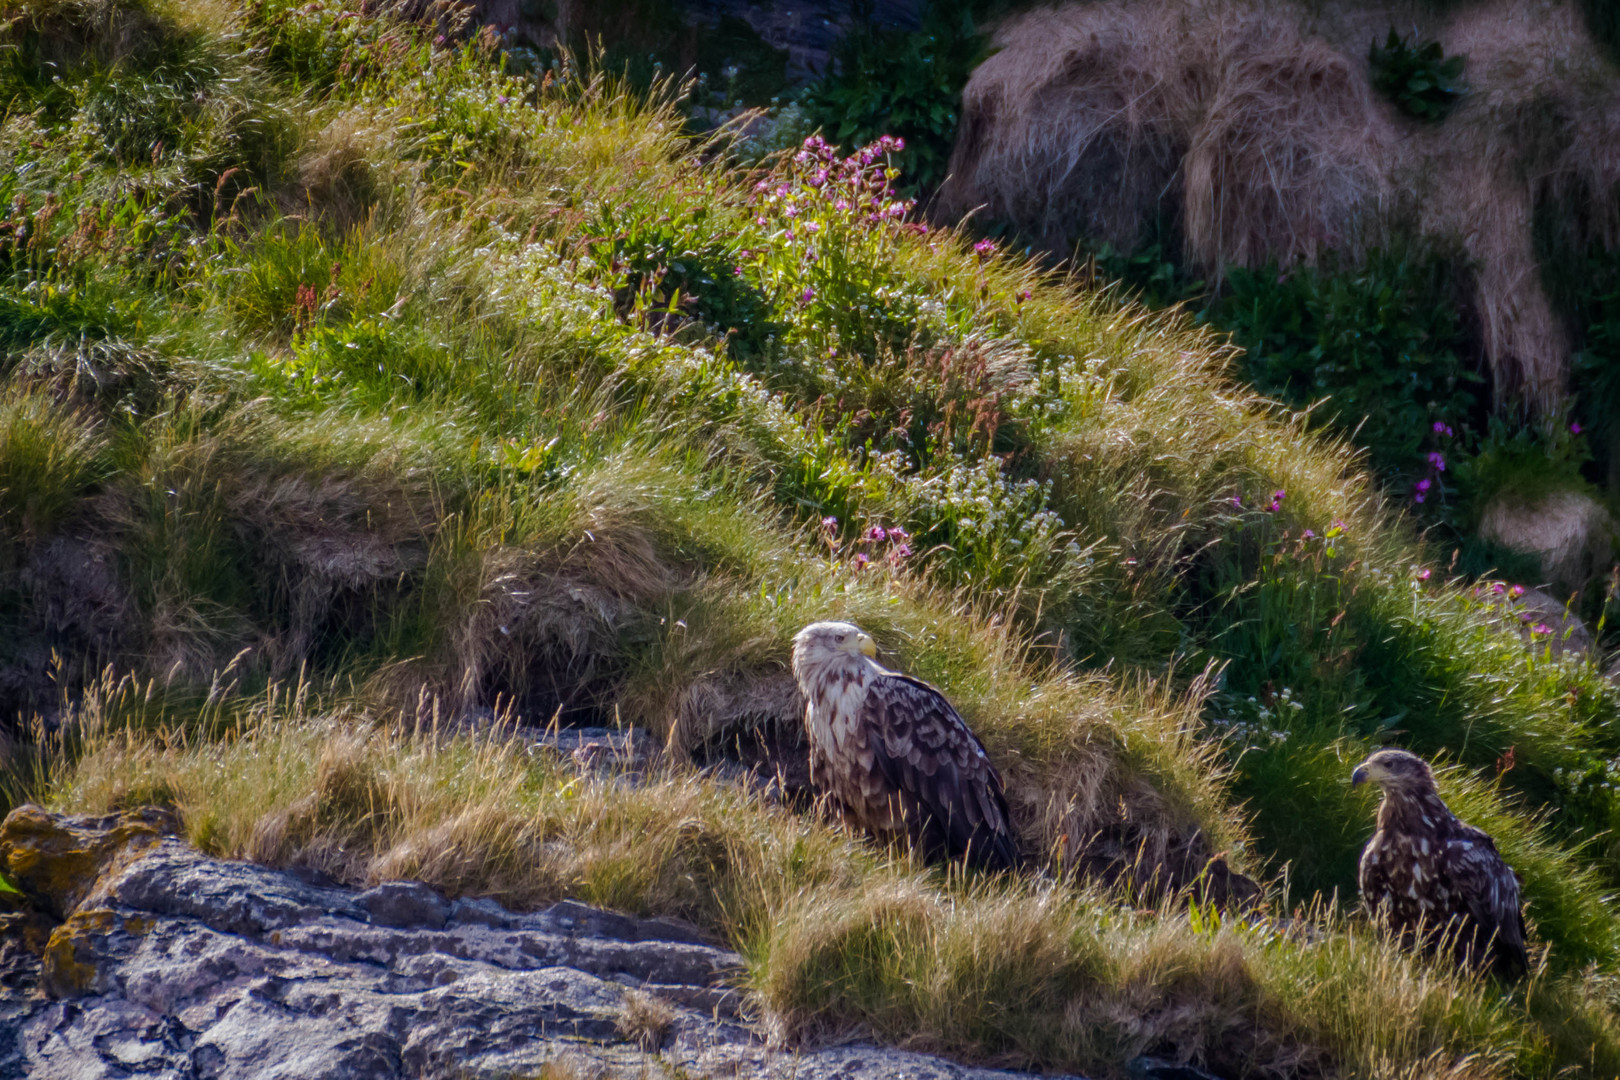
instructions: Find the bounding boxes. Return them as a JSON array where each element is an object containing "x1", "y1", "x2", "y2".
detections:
[{"x1": 4, "y1": 2, "x2": 1620, "y2": 1076}]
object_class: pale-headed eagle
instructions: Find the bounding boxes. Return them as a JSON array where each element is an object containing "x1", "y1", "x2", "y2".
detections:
[
  {"x1": 790, "y1": 621, "x2": 1021, "y2": 870},
  {"x1": 1353, "y1": 748, "x2": 1528, "y2": 978}
]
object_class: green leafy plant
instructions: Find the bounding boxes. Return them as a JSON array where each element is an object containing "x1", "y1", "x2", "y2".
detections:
[
  {"x1": 800, "y1": 2, "x2": 988, "y2": 195},
  {"x1": 1451, "y1": 417, "x2": 1595, "y2": 511},
  {"x1": 585, "y1": 202, "x2": 778, "y2": 357},
  {"x1": 1208, "y1": 248, "x2": 1483, "y2": 482},
  {"x1": 743, "y1": 134, "x2": 927, "y2": 357},
  {"x1": 1369, "y1": 28, "x2": 1466, "y2": 121}
]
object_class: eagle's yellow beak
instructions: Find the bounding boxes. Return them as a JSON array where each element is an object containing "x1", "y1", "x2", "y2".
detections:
[{"x1": 857, "y1": 633, "x2": 878, "y2": 657}]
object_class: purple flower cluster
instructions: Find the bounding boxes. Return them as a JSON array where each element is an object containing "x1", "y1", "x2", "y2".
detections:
[
  {"x1": 1264, "y1": 489, "x2": 1285, "y2": 513},
  {"x1": 766, "y1": 135, "x2": 918, "y2": 228},
  {"x1": 1414, "y1": 422, "x2": 1458, "y2": 505},
  {"x1": 821, "y1": 516, "x2": 913, "y2": 569},
  {"x1": 862, "y1": 524, "x2": 913, "y2": 566}
]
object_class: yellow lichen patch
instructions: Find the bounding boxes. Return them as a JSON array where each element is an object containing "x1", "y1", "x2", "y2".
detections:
[
  {"x1": 0, "y1": 805, "x2": 177, "y2": 919},
  {"x1": 41, "y1": 908, "x2": 119, "y2": 1000}
]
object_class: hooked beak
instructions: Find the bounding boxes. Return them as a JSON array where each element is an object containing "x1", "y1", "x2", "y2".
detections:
[
  {"x1": 857, "y1": 633, "x2": 878, "y2": 658},
  {"x1": 1351, "y1": 765, "x2": 1369, "y2": 787}
]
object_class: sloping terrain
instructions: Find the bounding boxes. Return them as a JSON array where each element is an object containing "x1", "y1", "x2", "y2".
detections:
[{"x1": 3, "y1": 1, "x2": 1620, "y2": 1076}]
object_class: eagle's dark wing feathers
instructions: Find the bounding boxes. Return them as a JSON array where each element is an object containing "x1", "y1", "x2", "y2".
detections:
[
  {"x1": 1443, "y1": 822, "x2": 1528, "y2": 978},
  {"x1": 860, "y1": 673, "x2": 1021, "y2": 871},
  {"x1": 1360, "y1": 812, "x2": 1528, "y2": 980}
]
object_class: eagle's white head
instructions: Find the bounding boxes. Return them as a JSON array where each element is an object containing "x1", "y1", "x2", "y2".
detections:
[
  {"x1": 792, "y1": 621, "x2": 882, "y2": 750},
  {"x1": 791, "y1": 620, "x2": 878, "y2": 677}
]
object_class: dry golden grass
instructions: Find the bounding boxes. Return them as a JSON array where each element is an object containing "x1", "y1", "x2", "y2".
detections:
[
  {"x1": 616, "y1": 989, "x2": 676, "y2": 1051},
  {"x1": 31, "y1": 675, "x2": 1620, "y2": 1079}
]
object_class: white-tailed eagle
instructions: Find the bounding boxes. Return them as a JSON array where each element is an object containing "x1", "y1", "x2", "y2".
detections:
[
  {"x1": 1353, "y1": 748, "x2": 1528, "y2": 978},
  {"x1": 790, "y1": 621, "x2": 1020, "y2": 870}
]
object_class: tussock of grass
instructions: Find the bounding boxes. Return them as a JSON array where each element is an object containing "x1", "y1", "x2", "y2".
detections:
[{"x1": 5, "y1": 1, "x2": 1620, "y2": 1075}]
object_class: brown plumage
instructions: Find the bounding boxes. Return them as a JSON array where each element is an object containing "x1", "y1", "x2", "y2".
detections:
[
  {"x1": 1353, "y1": 748, "x2": 1528, "y2": 979},
  {"x1": 790, "y1": 621, "x2": 1021, "y2": 870}
]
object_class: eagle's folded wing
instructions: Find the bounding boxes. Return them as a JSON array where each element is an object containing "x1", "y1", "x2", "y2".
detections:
[
  {"x1": 1444, "y1": 825, "x2": 1528, "y2": 977},
  {"x1": 859, "y1": 673, "x2": 1020, "y2": 870}
]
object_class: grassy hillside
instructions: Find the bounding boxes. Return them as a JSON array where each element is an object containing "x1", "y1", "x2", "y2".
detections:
[{"x1": 6, "y1": 1, "x2": 1620, "y2": 1075}]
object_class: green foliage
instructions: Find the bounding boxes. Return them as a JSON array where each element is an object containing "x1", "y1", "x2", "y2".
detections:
[
  {"x1": 0, "y1": 390, "x2": 107, "y2": 560},
  {"x1": 801, "y1": 2, "x2": 988, "y2": 195},
  {"x1": 1087, "y1": 234, "x2": 1202, "y2": 311},
  {"x1": 584, "y1": 202, "x2": 778, "y2": 357},
  {"x1": 259, "y1": 316, "x2": 452, "y2": 408},
  {"x1": 1212, "y1": 248, "x2": 1483, "y2": 481},
  {"x1": 248, "y1": 0, "x2": 443, "y2": 91},
  {"x1": 1369, "y1": 28, "x2": 1466, "y2": 122},
  {"x1": 1554, "y1": 244, "x2": 1620, "y2": 491},
  {"x1": 208, "y1": 224, "x2": 407, "y2": 340},
  {"x1": 691, "y1": 16, "x2": 789, "y2": 107},
  {"x1": 743, "y1": 135, "x2": 928, "y2": 358},
  {"x1": 2, "y1": 0, "x2": 294, "y2": 189},
  {"x1": 1450, "y1": 419, "x2": 1595, "y2": 515}
]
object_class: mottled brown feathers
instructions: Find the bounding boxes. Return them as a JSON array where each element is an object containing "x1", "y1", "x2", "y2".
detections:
[
  {"x1": 1353, "y1": 749, "x2": 1528, "y2": 979},
  {"x1": 791, "y1": 621, "x2": 1021, "y2": 871}
]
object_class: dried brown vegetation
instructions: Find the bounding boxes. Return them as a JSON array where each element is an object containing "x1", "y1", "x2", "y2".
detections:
[{"x1": 939, "y1": 0, "x2": 1620, "y2": 412}]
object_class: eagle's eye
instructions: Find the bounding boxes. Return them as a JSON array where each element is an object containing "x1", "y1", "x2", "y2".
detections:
[{"x1": 837, "y1": 633, "x2": 847, "y2": 643}]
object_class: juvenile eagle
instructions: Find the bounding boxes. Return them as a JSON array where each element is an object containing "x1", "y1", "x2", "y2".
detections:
[
  {"x1": 1353, "y1": 748, "x2": 1528, "y2": 978},
  {"x1": 790, "y1": 621, "x2": 1021, "y2": 870}
]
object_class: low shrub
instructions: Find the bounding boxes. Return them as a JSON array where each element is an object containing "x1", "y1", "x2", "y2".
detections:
[
  {"x1": 1211, "y1": 248, "x2": 1484, "y2": 486},
  {"x1": 800, "y1": 1, "x2": 988, "y2": 196},
  {"x1": 1368, "y1": 27, "x2": 1466, "y2": 122}
]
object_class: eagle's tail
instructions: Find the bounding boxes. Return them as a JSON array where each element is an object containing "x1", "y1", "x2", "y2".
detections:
[{"x1": 964, "y1": 825, "x2": 1024, "y2": 873}]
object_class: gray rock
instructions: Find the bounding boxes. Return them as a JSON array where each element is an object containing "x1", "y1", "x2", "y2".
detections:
[
  {"x1": 1478, "y1": 583, "x2": 1596, "y2": 659},
  {"x1": 356, "y1": 882, "x2": 450, "y2": 930},
  {"x1": 1478, "y1": 491, "x2": 1615, "y2": 596},
  {"x1": 1, "y1": 810, "x2": 1081, "y2": 1080}
]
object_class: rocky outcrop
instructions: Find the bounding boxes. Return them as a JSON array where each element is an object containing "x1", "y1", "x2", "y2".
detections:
[
  {"x1": 0, "y1": 805, "x2": 1071, "y2": 1080},
  {"x1": 1491, "y1": 584, "x2": 1596, "y2": 658},
  {"x1": 1479, "y1": 490, "x2": 1615, "y2": 595},
  {"x1": 474, "y1": 0, "x2": 924, "y2": 81}
]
